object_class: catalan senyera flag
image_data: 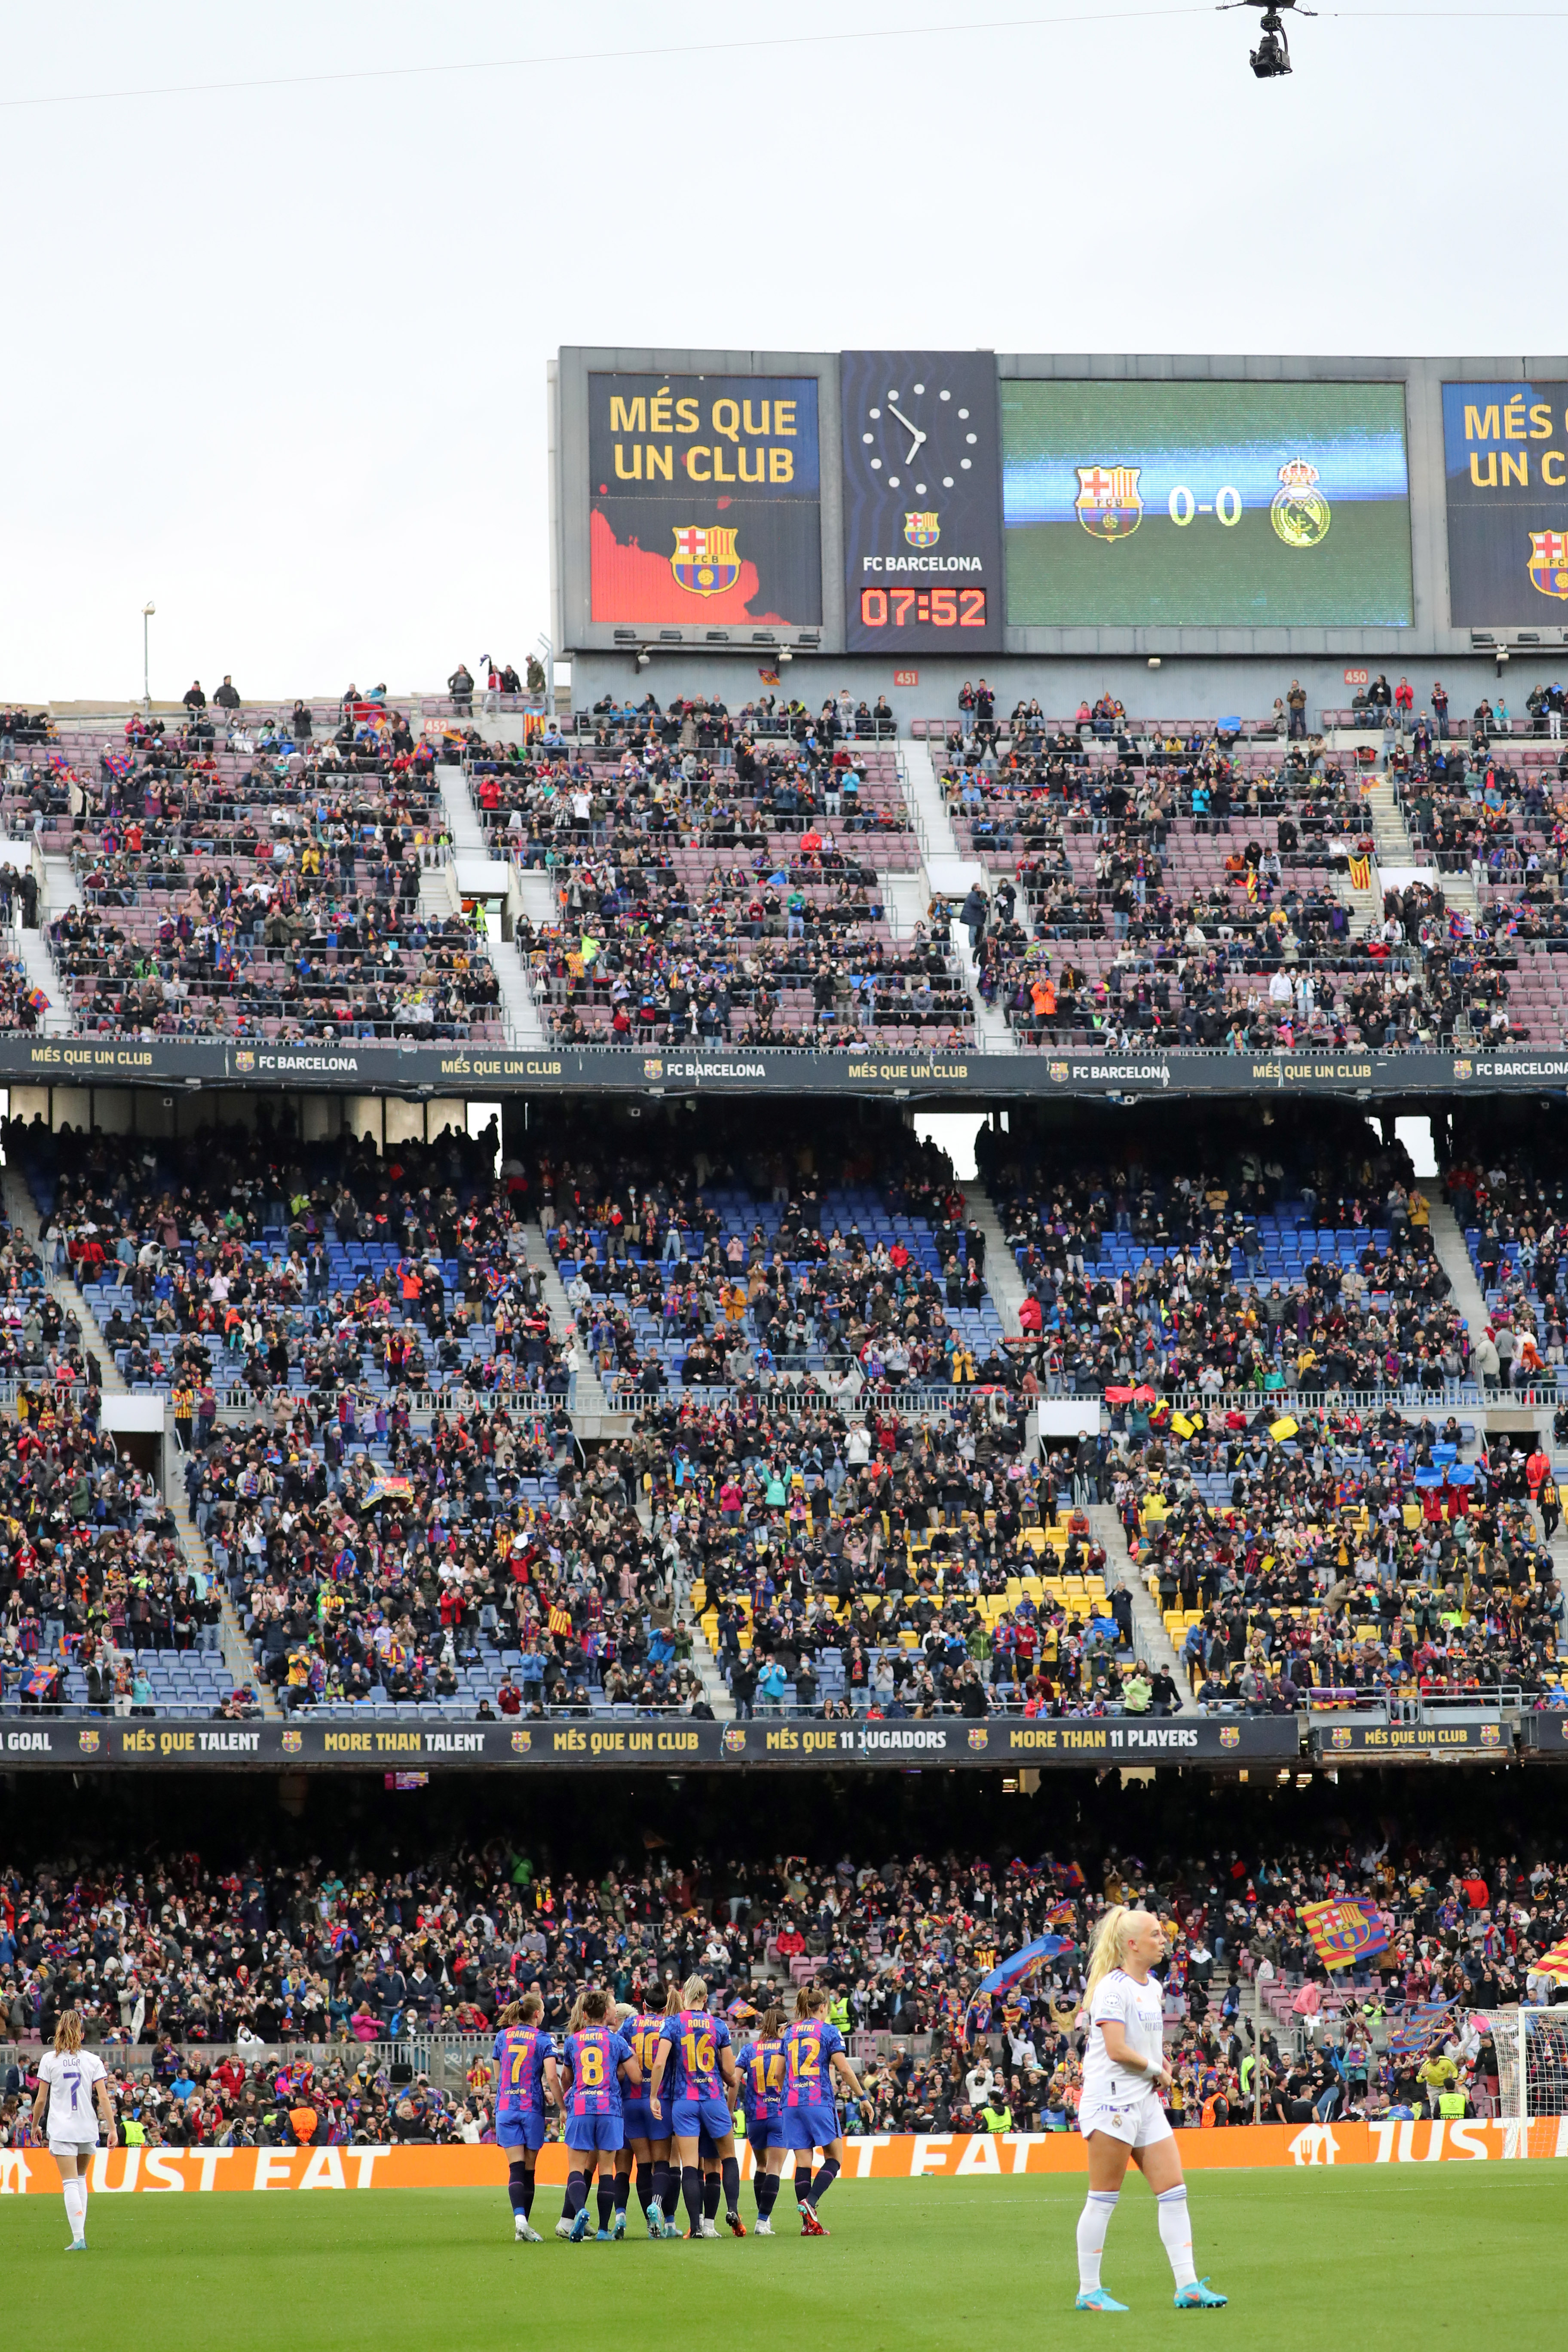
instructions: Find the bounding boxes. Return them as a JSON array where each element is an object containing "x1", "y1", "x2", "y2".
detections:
[
  {"x1": 1532, "y1": 1935, "x2": 1568, "y2": 1983},
  {"x1": 1348, "y1": 854, "x2": 1372, "y2": 892},
  {"x1": 1298, "y1": 1897, "x2": 1389, "y2": 1971}
]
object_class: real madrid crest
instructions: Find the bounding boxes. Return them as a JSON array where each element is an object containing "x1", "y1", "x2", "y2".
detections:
[{"x1": 1271, "y1": 457, "x2": 1331, "y2": 549}]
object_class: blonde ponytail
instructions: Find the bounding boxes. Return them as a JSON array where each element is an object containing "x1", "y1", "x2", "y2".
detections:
[{"x1": 1081, "y1": 1905, "x2": 1135, "y2": 2015}]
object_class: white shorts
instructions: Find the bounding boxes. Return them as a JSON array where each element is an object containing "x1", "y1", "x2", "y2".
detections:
[
  {"x1": 49, "y1": 2140, "x2": 98, "y2": 2163},
  {"x1": 1079, "y1": 2095, "x2": 1173, "y2": 2150}
]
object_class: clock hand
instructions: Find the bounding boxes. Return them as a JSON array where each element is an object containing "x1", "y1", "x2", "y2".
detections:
[{"x1": 887, "y1": 403, "x2": 928, "y2": 463}]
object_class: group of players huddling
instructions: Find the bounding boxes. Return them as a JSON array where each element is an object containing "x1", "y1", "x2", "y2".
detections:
[
  {"x1": 494, "y1": 1978, "x2": 858, "y2": 2241},
  {"x1": 32, "y1": 1911, "x2": 1226, "y2": 2306}
]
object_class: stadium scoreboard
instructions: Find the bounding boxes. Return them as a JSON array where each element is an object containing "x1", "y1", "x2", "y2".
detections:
[{"x1": 552, "y1": 349, "x2": 1568, "y2": 659}]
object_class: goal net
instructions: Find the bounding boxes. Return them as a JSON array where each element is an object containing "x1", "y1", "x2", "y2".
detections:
[{"x1": 1493, "y1": 2004, "x2": 1568, "y2": 2121}]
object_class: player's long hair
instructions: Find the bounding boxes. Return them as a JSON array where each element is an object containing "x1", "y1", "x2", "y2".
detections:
[
  {"x1": 566, "y1": 1990, "x2": 586, "y2": 2033},
  {"x1": 1081, "y1": 1905, "x2": 1158, "y2": 2017},
  {"x1": 662, "y1": 1980, "x2": 683, "y2": 2017},
  {"x1": 496, "y1": 1991, "x2": 542, "y2": 2028},
  {"x1": 54, "y1": 2008, "x2": 84, "y2": 2053},
  {"x1": 682, "y1": 1975, "x2": 707, "y2": 2010},
  {"x1": 760, "y1": 2005, "x2": 785, "y2": 2039},
  {"x1": 793, "y1": 1984, "x2": 826, "y2": 2019}
]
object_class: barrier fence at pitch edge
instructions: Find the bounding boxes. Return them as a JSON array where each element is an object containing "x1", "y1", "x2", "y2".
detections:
[
  {"x1": 12, "y1": 1035, "x2": 1568, "y2": 1099},
  {"x1": 3, "y1": 2121, "x2": 1568, "y2": 2196}
]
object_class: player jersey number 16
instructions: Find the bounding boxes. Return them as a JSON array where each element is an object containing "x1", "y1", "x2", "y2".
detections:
[{"x1": 685, "y1": 2028, "x2": 716, "y2": 2077}]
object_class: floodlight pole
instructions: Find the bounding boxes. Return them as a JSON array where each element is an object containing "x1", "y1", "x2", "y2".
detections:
[{"x1": 141, "y1": 602, "x2": 156, "y2": 717}]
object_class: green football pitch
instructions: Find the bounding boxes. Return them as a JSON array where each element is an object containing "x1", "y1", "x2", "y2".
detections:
[{"x1": 5, "y1": 2168, "x2": 1563, "y2": 2347}]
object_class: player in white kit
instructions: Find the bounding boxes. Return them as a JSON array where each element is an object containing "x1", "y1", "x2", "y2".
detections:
[
  {"x1": 31, "y1": 2010, "x2": 117, "y2": 2252},
  {"x1": 1072, "y1": 1906, "x2": 1227, "y2": 2312}
]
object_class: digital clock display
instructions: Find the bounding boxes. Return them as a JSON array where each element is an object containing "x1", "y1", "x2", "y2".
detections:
[{"x1": 859, "y1": 586, "x2": 988, "y2": 629}]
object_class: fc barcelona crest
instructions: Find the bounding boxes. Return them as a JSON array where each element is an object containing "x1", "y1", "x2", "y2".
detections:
[
  {"x1": 903, "y1": 511, "x2": 940, "y2": 549},
  {"x1": 77, "y1": 1727, "x2": 100, "y2": 1754},
  {"x1": 722, "y1": 1725, "x2": 747, "y2": 1755},
  {"x1": 281, "y1": 1728, "x2": 303, "y2": 1754},
  {"x1": 1075, "y1": 463, "x2": 1142, "y2": 542},
  {"x1": 671, "y1": 524, "x2": 741, "y2": 597},
  {"x1": 511, "y1": 1728, "x2": 532, "y2": 1754},
  {"x1": 1219, "y1": 1725, "x2": 1240, "y2": 1748},
  {"x1": 967, "y1": 1727, "x2": 989, "y2": 1751},
  {"x1": 1528, "y1": 528, "x2": 1568, "y2": 601}
]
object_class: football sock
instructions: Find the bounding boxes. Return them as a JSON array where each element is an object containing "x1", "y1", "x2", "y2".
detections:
[
  {"x1": 756, "y1": 2171, "x2": 780, "y2": 2219},
  {"x1": 702, "y1": 2173, "x2": 722, "y2": 2222},
  {"x1": 565, "y1": 2169, "x2": 589, "y2": 2220},
  {"x1": 507, "y1": 2162, "x2": 528, "y2": 2214},
  {"x1": 597, "y1": 2180, "x2": 616, "y2": 2230},
  {"x1": 63, "y1": 2178, "x2": 86, "y2": 2237},
  {"x1": 634, "y1": 2161, "x2": 652, "y2": 2218},
  {"x1": 721, "y1": 2156, "x2": 740, "y2": 2217},
  {"x1": 657, "y1": 2158, "x2": 678, "y2": 2213},
  {"x1": 1077, "y1": 2190, "x2": 1120, "y2": 2291},
  {"x1": 520, "y1": 2170, "x2": 536, "y2": 2221},
  {"x1": 807, "y1": 2156, "x2": 839, "y2": 2207},
  {"x1": 793, "y1": 2168, "x2": 811, "y2": 2211},
  {"x1": 1157, "y1": 2184, "x2": 1197, "y2": 2289},
  {"x1": 681, "y1": 2165, "x2": 703, "y2": 2231}
]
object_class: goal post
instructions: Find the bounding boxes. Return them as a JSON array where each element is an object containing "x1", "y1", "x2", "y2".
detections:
[{"x1": 1494, "y1": 2004, "x2": 1568, "y2": 2122}]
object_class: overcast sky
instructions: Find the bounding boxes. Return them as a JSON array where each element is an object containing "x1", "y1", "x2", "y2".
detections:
[{"x1": 3, "y1": 1, "x2": 1559, "y2": 701}]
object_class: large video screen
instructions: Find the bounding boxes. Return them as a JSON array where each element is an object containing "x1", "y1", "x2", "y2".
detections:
[
  {"x1": 588, "y1": 372, "x2": 822, "y2": 628},
  {"x1": 1443, "y1": 381, "x2": 1568, "y2": 625},
  {"x1": 1002, "y1": 380, "x2": 1414, "y2": 629}
]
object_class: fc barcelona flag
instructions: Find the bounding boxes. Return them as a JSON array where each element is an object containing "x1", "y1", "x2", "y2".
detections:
[
  {"x1": 1386, "y1": 1998, "x2": 1453, "y2": 2059},
  {"x1": 1298, "y1": 1897, "x2": 1388, "y2": 1971},
  {"x1": 963, "y1": 1934, "x2": 1070, "y2": 2038}
]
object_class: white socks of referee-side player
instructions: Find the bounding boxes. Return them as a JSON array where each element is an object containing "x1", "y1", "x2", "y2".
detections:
[
  {"x1": 1156, "y1": 2185, "x2": 1197, "y2": 2290},
  {"x1": 1076, "y1": 2190, "x2": 1119, "y2": 2290},
  {"x1": 63, "y1": 2177, "x2": 87, "y2": 2242}
]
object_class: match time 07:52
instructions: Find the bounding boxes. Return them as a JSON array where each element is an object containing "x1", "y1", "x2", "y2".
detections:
[{"x1": 859, "y1": 588, "x2": 988, "y2": 627}]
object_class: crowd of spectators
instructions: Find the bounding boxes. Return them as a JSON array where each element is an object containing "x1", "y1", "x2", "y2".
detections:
[
  {"x1": 924, "y1": 688, "x2": 1568, "y2": 1054},
  {"x1": 5, "y1": 701, "x2": 510, "y2": 1044},
  {"x1": 982, "y1": 1117, "x2": 1475, "y2": 1399},
  {"x1": 3, "y1": 1819, "x2": 1567, "y2": 2144}
]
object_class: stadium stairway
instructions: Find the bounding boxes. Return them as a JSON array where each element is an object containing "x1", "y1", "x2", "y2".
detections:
[
  {"x1": 0, "y1": 1168, "x2": 270, "y2": 1712},
  {"x1": 438, "y1": 770, "x2": 549, "y2": 1048},
  {"x1": 520, "y1": 1220, "x2": 625, "y2": 1437},
  {"x1": 487, "y1": 928, "x2": 548, "y2": 1049},
  {"x1": 960, "y1": 1181, "x2": 1025, "y2": 1339},
  {"x1": 1361, "y1": 775, "x2": 1416, "y2": 866},
  {"x1": 1088, "y1": 1501, "x2": 1198, "y2": 1709},
  {"x1": 168, "y1": 1466, "x2": 276, "y2": 1715},
  {"x1": 1427, "y1": 1198, "x2": 1494, "y2": 1357},
  {"x1": 898, "y1": 738, "x2": 1015, "y2": 1051}
]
